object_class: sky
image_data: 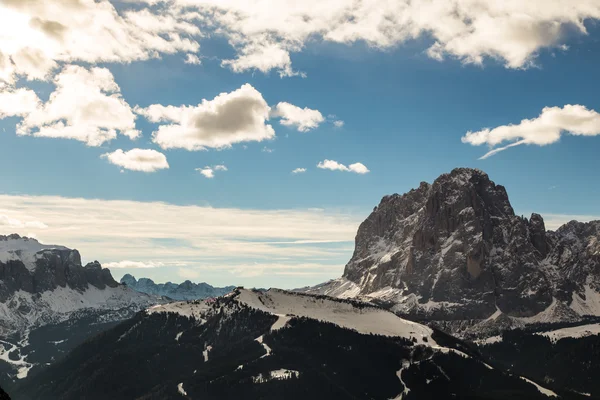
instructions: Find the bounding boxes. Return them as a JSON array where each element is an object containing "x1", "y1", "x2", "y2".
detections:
[{"x1": 0, "y1": 0, "x2": 600, "y2": 288}]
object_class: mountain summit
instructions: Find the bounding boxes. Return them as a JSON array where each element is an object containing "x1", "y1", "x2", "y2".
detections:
[{"x1": 306, "y1": 168, "x2": 600, "y2": 336}]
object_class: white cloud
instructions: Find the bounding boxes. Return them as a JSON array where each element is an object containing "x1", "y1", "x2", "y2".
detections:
[
  {"x1": 136, "y1": 83, "x2": 275, "y2": 150},
  {"x1": 104, "y1": 260, "x2": 164, "y2": 269},
  {"x1": 102, "y1": 148, "x2": 169, "y2": 172},
  {"x1": 1, "y1": 0, "x2": 596, "y2": 84},
  {"x1": 262, "y1": 146, "x2": 274, "y2": 153},
  {"x1": 156, "y1": 0, "x2": 600, "y2": 76},
  {"x1": 221, "y1": 39, "x2": 302, "y2": 78},
  {"x1": 184, "y1": 53, "x2": 201, "y2": 65},
  {"x1": 271, "y1": 102, "x2": 324, "y2": 132},
  {"x1": 317, "y1": 159, "x2": 370, "y2": 174},
  {"x1": 196, "y1": 164, "x2": 227, "y2": 178},
  {"x1": 333, "y1": 120, "x2": 344, "y2": 128},
  {"x1": 0, "y1": 193, "x2": 360, "y2": 285},
  {"x1": 0, "y1": 88, "x2": 40, "y2": 118},
  {"x1": 0, "y1": 214, "x2": 47, "y2": 229},
  {"x1": 14, "y1": 65, "x2": 139, "y2": 146},
  {"x1": 0, "y1": 0, "x2": 201, "y2": 85},
  {"x1": 292, "y1": 168, "x2": 307, "y2": 174},
  {"x1": 197, "y1": 167, "x2": 214, "y2": 178},
  {"x1": 462, "y1": 105, "x2": 600, "y2": 159}
]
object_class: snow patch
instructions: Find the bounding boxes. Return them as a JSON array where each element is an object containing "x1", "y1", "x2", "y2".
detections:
[
  {"x1": 177, "y1": 382, "x2": 187, "y2": 396},
  {"x1": 237, "y1": 289, "x2": 434, "y2": 343},
  {"x1": 519, "y1": 376, "x2": 558, "y2": 397},
  {"x1": 391, "y1": 361, "x2": 411, "y2": 400},
  {"x1": 252, "y1": 369, "x2": 299, "y2": 383},
  {"x1": 0, "y1": 236, "x2": 69, "y2": 271},
  {"x1": 537, "y1": 323, "x2": 600, "y2": 342},
  {"x1": 203, "y1": 345, "x2": 212, "y2": 362},
  {"x1": 270, "y1": 314, "x2": 291, "y2": 331},
  {"x1": 570, "y1": 285, "x2": 600, "y2": 316},
  {"x1": 255, "y1": 335, "x2": 271, "y2": 358}
]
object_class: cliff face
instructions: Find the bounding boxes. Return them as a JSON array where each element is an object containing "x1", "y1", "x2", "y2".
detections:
[
  {"x1": 0, "y1": 235, "x2": 118, "y2": 302},
  {"x1": 307, "y1": 168, "x2": 600, "y2": 332}
]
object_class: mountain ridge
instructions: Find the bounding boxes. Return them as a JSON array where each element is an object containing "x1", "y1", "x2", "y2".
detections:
[
  {"x1": 14, "y1": 288, "x2": 568, "y2": 400},
  {"x1": 121, "y1": 274, "x2": 235, "y2": 301},
  {"x1": 0, "y1": 234, "x2": 162, "y2": 382}
]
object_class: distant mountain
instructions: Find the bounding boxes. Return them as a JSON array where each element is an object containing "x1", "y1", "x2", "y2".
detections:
[
  {"x1": 120, "y1": 274, "x2": 235, "y2": 300},
  {"x1": 0, "y1": 234, "x2": 162, "y2": 384},
  {"x1": 302, "y1": 168, "x2": 600, "y2": 338},
  {"x1": 14, "y1": 288, "x2": 570, "y2": 400}
]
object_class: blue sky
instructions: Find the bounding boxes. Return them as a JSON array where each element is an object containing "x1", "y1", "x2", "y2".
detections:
[{"x1": 0, "y1": 1, "x2": 599, "y2": 288}]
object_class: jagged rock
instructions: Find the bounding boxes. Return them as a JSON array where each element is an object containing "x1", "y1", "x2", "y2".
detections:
[
  {"x1": 305, "y1": 168, "x2": 600, "y2": 337},
  {"x1": 0, "y1": 235, "x2": 120, "y2": 301},
  {"x1": 121, "y1": 274, "x2": 235, "y2": 300},
  {"x1": 0, "y1": 235, "x2": 163, "y2": 382}
]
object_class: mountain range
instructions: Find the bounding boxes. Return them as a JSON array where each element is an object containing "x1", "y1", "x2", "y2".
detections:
[
  {"x1": 302, "y1": 168, "x2": 600, "y2": 338},
  {"x1": 0, "y1": 234, "x2": 162, "y2": 384},
  {"x1": 2, "y1": 168, "x2": 600, "y2": 399},
  {"x1": 121, "y1": 274, "x2": 235, "y2": 301},
  {"x1": 14, "y1": 288, "x2": 571, "y2": 400}
]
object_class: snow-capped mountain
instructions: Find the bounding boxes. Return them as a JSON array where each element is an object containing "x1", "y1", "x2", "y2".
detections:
[
  {"x1": 0, "y1": 234, "x2": 162, "y2": 381},
  {"x1": 121, "y1": 274, "x2": 235, "y2": 301},
  {"x1": 302, "y1": 168, "x2": 600, "y2": 337},
  {"x1": 14, "y1": 288, "x2": 568, "y2": 400}
]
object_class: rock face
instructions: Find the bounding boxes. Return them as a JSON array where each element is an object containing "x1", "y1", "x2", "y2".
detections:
[
  {"x1": 0, "y1": 235, "x2": 118, "y2": 302},
  {"x1": 120, "y1": 274, "x2": 235, "y2": 301},
  {"x1": 0, "y1": 235, "x2": 162, "y2": 382},
  {"x1": 307, "y1": 168, "x2": 600, "y2": 335}
]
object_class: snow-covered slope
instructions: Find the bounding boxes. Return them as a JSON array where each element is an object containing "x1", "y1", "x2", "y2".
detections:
[
  {"x1": 150, "y1": 288, "x2": 433, "y2": 342},
  {"x1": 21, "y1": 287, "x2": 564, "y2": 400},
  {"x1": 0, "y1": 234, "x2": 68, "y2": 271},
  {"x1": 242, "y1": 289, "x2": 433, "y2": 340},
  {"x1": 537, "y1": 323, "x2": 600, "y2": 342}
]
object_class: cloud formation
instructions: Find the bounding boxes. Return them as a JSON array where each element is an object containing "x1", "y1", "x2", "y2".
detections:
[
  {"x1": 292, "y1": 168, "x2": 307, "y2": 174},
  {"x1": 13, "y1": 65, "x2": 139, "y2": 146},
  {"x1": 184, "y1": 54, "x2": 201, "y2": 65},
  {"x1": 196, "y1": 164, "x2": 228, "y2": 178},
  {"x1": 104, "y1": 260, "x2": 164, "y2": 269},
  {"x1": 272, "y1": 102, "x2": 324, "y2": 132},
  {"x1": 0, "y1": 193, "x2": 360, "y2": 286},
  {"x1": 0, "y1": 0, "x2": 200, "y2": 85},
  {"x1": 317, "y1": 159, "x2": 370, "y2": 174},
  {"x1": 0, "y1": 214, "x2": 47, "y2": 229},
  {"x1": 102, "y1": 148, "x2": 170, "y2": 172},
  {"x1": 462, "y1": 105, "x2": 600, "y2": 159},
  {"x1": 153, "y1": 0, "x2": 600, "y2": 76},
  {"x1": 0, "y1": 88, "x2": 40, "y2": 118},
  {"x1": 136, "y1": 84, "x2": 275, "y2": 150}
]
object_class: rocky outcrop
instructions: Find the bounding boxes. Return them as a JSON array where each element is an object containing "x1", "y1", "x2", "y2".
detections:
[
  {"x1": 307, "y1": 168, "x2": 600, "y2": 336},
  {"x1": 0, "y1": 235, "x2": 119, "y2": 301},
  {"x1": 121, "y1": 274, "x2": 234, "y2": 300},
  {"x1": 0, "y1": 235, "x2": 162, "y2": 381}
]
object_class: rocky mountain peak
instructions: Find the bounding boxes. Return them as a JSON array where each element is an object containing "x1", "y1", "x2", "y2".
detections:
[
  {"x1": 0, "y1": 234, "x2": 118, "y2": 299},
  {"x1": 332, "y1": 169, "x2": 600, "y2": 334}
]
